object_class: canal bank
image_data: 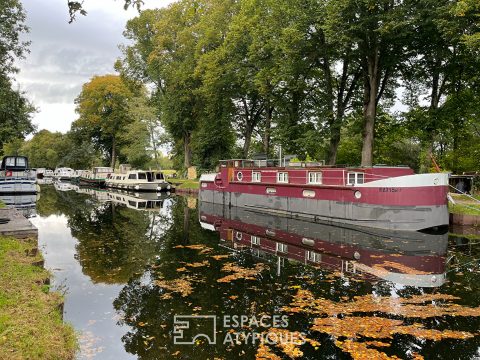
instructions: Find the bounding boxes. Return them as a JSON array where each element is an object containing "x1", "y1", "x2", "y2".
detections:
[
  {"x1": 0, "y1": 235, "x2": 77, "y2": 359},
  {"x1": 0, "y1": 202, "x2": 77, "y2": 359}
]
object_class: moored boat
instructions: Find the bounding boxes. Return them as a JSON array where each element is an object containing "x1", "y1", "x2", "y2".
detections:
[
  {"x1": 43, "y1": 169, "x2": 54, "y2": 178},
  {"x1": 199, "y1": 159, "x2": 449, "y2": 232},
  {"x1": 0, "y1": 156, "x2": 37, "y2": 194},
  {"x1": 105, "y1": 170, "x2": 172, "y2": 192},
  {"x1": 54, "y1": 167, "x2": 75, "y2": 181},
  {"x1": 78, "y1": 167, "x2": 112, "y2": 187}
]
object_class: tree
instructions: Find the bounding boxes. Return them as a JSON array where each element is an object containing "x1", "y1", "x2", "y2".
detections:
[
  {"x1": 325, "y1": 0, "x2": 411, "y2": 166},
  {"x1": 0, "y1": 0, "x2": 30, "y2": 77},
  {"x1": 73, "y1": 75, "x2": 136, "y2": 168},
  {"x1": 0, "y1": 0, "x2": 35, "y2": 153},
  {"x1": 67, "y1": 0, "x2": 143, "y2": 23}
]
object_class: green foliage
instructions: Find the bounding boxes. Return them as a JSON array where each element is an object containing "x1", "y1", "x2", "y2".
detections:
[
  {"x1": 73, "y1": 75, "x2": 136, "y2": 168},
  {"x1": 114, "y1": 0, "x2": 480, "y2": 173}
]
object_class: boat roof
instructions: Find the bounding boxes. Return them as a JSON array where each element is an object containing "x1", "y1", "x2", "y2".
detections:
[
  {"x1": 218, "y1": 159, "x2": 410, "y2": 170},
  {"x1": 1, "y1": 156, "x2": 29, "y2": 171}
]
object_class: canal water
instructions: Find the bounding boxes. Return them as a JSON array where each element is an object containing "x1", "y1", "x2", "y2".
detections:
[{"x1": 17, "y1": 185, "x2": 480, "y2": 358}]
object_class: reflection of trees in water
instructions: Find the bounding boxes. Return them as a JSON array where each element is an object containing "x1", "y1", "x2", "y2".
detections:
[
  {"x1": 112, "y1": 198, "x2": 327, "y2": 358},
  {"x1": 69, "y1": 201, "x2": 172, "y2": 284},
  {"x1": 38, "y1": 185, "x2": 174, "y2": 284},
  {"x1": 36, "y1": 185, "x2": 94, "y2": 218}
]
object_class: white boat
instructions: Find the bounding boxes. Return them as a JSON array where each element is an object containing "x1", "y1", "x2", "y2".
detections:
[
  {"x1": 79, "y1": 167, "x2": 113, "y2": 187},
  {"x1": 54, "y1": 167, "x2": 75, "y2": 181},
  {"x1": 43, "y1": 169, "x2": 54, "y2": 178},
  {"x1": 74, "y1": 169, "x2": 92, "y2": 178},
  {"x1": 0, "y1": 156, "x2": 37, "y2": 194},
  {"x1": 105, "y1": 170, "x2": 171, "y2": 192}
]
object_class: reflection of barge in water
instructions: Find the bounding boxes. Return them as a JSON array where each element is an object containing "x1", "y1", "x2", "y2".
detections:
[
  {"x1": 106, "y1": 190, "x2": 170, "y2": 211},
  {"x1": 199, "y1": 202, "x2": 448, "y2": 287},
  {"x1": 199, "y1": 159, "x2": 449, "y2": 232}
]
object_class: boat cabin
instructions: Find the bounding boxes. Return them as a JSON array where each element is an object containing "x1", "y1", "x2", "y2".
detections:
[
  {"x1": 216, "y1": 159, "x2": 414, "y2": 187},
  {"x1": 1, "y1": 156, "x2": 29, "y2": 172}
]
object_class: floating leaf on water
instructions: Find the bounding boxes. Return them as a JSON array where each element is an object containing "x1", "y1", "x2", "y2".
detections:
[
  {"x1": 155, "y1": 278, "x2": 193, "y2": 297},
  {"x1": 217, "y1": 263, "x2": 268, "y2": 283}
]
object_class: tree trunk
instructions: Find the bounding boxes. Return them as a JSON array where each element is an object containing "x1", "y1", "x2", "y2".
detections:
[
  {"x1": 361, "y1": 52, "x2": 379, "y2": 167},
  {"x1": 263, "y1": 104, "x2": 272, "y2": 157},
  {"x1": 243, "y1": 122, "x2": 254, "y2": 158},
  {"x1": 150, "y1": 127, "x2": 159, "y2": 168},
  {"x1": 423, "y1": 64, "x2": 441, "y2": 173},
  {"x1": 110, "y1": 136, "x2": 116, "y2": 169},
  {"x1": 327, "y1": 118, "x2": 341, "y2": 165},
  {"x1": 184, "y1": 132, "x2": 192, "y2": 169}
]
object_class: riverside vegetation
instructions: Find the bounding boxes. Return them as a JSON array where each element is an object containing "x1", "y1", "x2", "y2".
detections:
[{"x1": 0, "y1": 236, "x2": 77, "y2": 359}]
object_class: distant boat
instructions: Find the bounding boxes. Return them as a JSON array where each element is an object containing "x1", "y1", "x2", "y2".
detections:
[
  {"x1": 54, "y1": 167, "x2": 75, "y2": 181},
  {"x1": 199, "y1": 159, "x2": 449, "y2": 232},
  {"x1": 0, "y1": 156, "x2": 37, "y2": 194},
  {"x1": 43, "y1": 169, "x2": 54, "y2": 178},
  {"x1": 105, "y1": 170, "x2": 172, "y2": 192},
  {"x1": 78, "y1": 167, "x2": 112, "y2": 187}
]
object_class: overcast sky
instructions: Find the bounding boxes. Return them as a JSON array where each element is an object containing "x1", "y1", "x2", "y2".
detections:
[{"x1": 15, "y1": 0, "x2": 174, "y2": 134}]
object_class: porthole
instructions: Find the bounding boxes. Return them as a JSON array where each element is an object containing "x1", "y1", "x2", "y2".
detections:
[
  {"x1": 237, "y1": 171, "x2": 243, "y2": 181},
  {"x1": 302, "y1": 189, "x2": 315, "y2": 198},
  {"x1": 235, "y1": 231, "x2": 243, "y2": 240},
  {"x1": 354, "y1": 190, "x2": 362, "y2": 199}
]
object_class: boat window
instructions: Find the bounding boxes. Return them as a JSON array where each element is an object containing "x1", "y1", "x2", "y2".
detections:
[
  {"x1": 128, "y1": 201, "x2": 137, "y2": 207},
  {"x1": 306, "y1": 251, "x2": 321, "y2": 263},
  {"x1": 308, "y1": 172, "x2": 322, "y2": 184},
  {"x1": 251, "y1": 236, "x2": 260, "y2": 246},
  {"x1": 302, "y1": 190, "x2": 315, "y2": 198},
  {"x1": 252, "y1": 171, "x2": 261, "y2": 182},
  {"x1": 236, "y1": 172, "x2": 243, "y2": 181},
  {"x1": 16, "y1": 158, "x2": 26, "y2": 167},
  {"x1": 128, "y1": 174, "x2": 137, "y2": 180},
  {"x1": 156, "y1": 173, "x2": 164, "y2": 180},
  {"x1": 138, "y1": 173, "x2": 147, "y2": 180},
  {"x1": 347, "y1": 172, "x2": 365, "y2": 185},
  {"x1": 276, "y1": 242, "x2": 288, "y2": 253},
  {"x1": 277, "y1": 172, "x2": 288, "y2": 183},
  {"x1": 5, "y1": 158, "x2": 15, "y2": 167}
]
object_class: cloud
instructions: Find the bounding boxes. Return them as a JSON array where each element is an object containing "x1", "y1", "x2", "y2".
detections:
[{"x1": 14, "y1": 0, "x2": 174, "y2": 133}]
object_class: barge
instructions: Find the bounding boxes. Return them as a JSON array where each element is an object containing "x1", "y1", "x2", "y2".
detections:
[
  {"x1": 199, "y1": 159, "x2": 449, "y2": 232},
  {"x1": 78, "y1": 167, "x2": 113, "y2": 187}
]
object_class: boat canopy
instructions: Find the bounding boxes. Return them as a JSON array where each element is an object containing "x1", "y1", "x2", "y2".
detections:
[{"x1": 1, "y1": 156, "x2": 29, "y2": 171}]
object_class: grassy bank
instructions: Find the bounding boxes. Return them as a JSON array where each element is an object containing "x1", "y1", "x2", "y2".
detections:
[
  {"x1": 0, "y1": 236, "x2": 76, "y2": 359},
  {"x1": 449, "y1": 193, "x2": 480, "y2": 216},
  {"x1": 169, "y1": 178, "x2": 199, "y2": 190}
]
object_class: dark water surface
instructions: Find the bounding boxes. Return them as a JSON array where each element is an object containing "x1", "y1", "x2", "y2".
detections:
[{"x1": 26, "y1": 185, "x2": 480, "y2": 359}]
